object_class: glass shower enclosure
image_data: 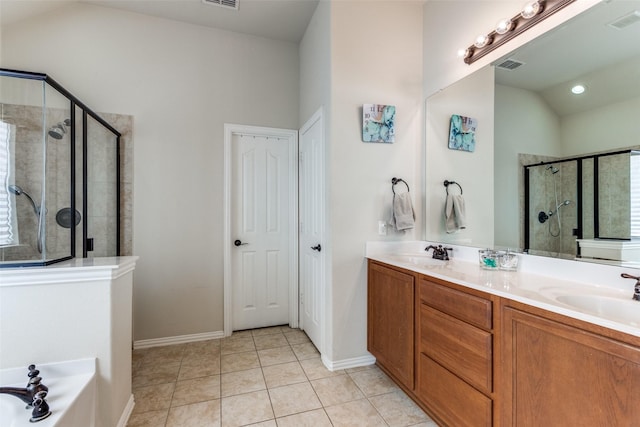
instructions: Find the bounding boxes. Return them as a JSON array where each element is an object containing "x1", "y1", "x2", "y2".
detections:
[{"x1": 0, "y1": 68, "x2": 121, "y2": 267}]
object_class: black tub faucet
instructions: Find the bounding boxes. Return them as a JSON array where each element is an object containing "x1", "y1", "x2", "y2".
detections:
[
  {"x1": 621, "y1": 273, "x2": 640, "y2": 301},
  {"x1": 0, "y1": 364, "x2": 51, "y2": 422},
  {"x1": 425, "y1": 244, "x2": 452, "y2": 261}
]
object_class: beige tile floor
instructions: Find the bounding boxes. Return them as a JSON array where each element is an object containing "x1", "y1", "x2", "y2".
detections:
[{"x1": 127, "y1": 325, "x2": 438, "y2": 427}]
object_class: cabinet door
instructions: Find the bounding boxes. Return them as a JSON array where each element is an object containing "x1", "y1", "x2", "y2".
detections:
[
  {"x1": 368, "y1": 262, "x2": 415, "y2": 389},
  {"x1": 502, "y1": 307, "x2": 640, "y2": 426}
]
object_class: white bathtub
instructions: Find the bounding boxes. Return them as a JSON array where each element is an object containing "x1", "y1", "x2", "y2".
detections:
[{"x1": 0, "y1": 359, "x2": 96, "y2": 427}]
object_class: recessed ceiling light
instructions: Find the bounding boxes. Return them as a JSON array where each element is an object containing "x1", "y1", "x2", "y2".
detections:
[{"x1": 571, "y1": 84, "x2": 586, "y2": 95}]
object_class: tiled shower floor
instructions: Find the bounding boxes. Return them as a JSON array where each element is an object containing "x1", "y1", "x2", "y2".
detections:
[{"x1": 127, "y1": 325, "x2": 437, "y2": 426}]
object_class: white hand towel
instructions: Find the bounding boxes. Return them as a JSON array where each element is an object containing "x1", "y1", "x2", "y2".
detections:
[
  {"x1": 445, "y1": 194, "x2": 466, "y2": 234},
  {"x1": 392, "y1": 192, "x2": 415, "y2": 231}
]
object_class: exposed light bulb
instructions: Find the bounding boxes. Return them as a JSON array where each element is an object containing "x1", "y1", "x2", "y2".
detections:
[
  {"x1": 474, "y1": 34, "x2": 491, "y2": 49},
  {"x1": 496, "y1": 18, "x2": 514, "y2": 35},
  {"x1": 521, "y1": 1, "x2": 542, "y2": 19},
  {"x1": 457, "y1": 48, "x2": 467, "y2": 58},
  {"x1": 571, "y1": 84, "x2": 586, "y2": 94}
]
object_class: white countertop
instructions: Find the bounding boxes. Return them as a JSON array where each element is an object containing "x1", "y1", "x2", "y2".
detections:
[
  {"x1": 0, "y1": 256, "x2": 139, "y2": 287},
  {"x1": 366, "y1": 241, "x2": 640, "y2": 338}
]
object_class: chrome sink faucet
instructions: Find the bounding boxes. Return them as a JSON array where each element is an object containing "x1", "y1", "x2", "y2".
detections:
[
  {"x1": 425, "y1": 244, "x2": 452, "y2": 261},
  {"x1": 0, "y1": 365, "x2": 51, "y2": 423},
  {"x1": 621, "y1": 273, "x2": 640, "y2": 301}
]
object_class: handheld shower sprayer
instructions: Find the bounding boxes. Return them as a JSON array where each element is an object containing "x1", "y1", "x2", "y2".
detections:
[
  {"x1": 8, "y1": 184, "x2": 44, "y2": 253},
  {"x1": 538, "y1": 200, "x2": 571, "y2": 224},
  {"x1": 8, "y1": 184, "x2": 40, "y2": 215}
]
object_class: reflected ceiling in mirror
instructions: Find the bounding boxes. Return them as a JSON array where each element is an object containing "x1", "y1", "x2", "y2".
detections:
[
  {"x1": 495, "y1": 0, "x2": 640, "y2": 263},
  {"x1": 495, "y1": 1, "x2": 640, "y2": 115}
]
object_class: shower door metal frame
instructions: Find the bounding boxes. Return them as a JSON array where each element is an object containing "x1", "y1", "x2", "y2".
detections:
[
  {"x1": 523, "y1": 149, "x2": 637, "y2": 255},
  {"x1": 0, "y1": 68, "x2": 122, "y2": 268}
]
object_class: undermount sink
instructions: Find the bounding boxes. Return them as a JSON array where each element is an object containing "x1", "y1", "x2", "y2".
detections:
[
  {"x1": 388, "y1": 254, "x2": 447, "y2": 267},
  {"x1": 555, "y1": 294, "x2": 640, "y2": 326}
]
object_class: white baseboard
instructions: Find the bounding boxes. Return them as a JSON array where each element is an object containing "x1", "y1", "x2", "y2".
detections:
[
  {"x1": 116, "y1": 394, "x2": 135, "y2": 427},
  {"x1": 321, "y1": 353, "x2": 376, "y2": 371},
  {"x1": 133, "y1": 331, "x2": 225, "y2": 349}
]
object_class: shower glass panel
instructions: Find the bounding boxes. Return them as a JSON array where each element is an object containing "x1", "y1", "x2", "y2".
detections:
[
  {"x1": 526, "y1": 160, "x2": 578, "y2": 258},
  {"x1": 0, "y1": 68, "x2": 120, "y2": 268},
  {"x1": 87, "y1": 115, "x2": 119, "y2": 257}
]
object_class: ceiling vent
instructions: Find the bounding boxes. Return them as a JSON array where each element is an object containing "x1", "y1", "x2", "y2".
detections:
[
  {"x1": 496, "y1": 58, "x2": 525, "y2": 71},
  {"x1": 608, "y1": 10, "x2": 640, "y2": 30},
  {"x1": 202, "y1": 0, "x2": 238, "y2": 11}
]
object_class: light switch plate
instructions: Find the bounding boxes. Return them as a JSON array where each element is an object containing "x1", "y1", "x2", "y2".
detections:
[{"x1": 378, "y1": 220, "x2": 387, "y2": 236}]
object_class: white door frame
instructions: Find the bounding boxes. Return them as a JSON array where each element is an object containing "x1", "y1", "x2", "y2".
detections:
[
  {"x1": 298, "y1": 107, "x2": 326, "y2": 355},
  {"x1": 223, "y1": 123, "x2": 299, "y2": 337}
]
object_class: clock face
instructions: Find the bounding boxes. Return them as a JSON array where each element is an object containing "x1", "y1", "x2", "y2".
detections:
[{"x1": 363, "y1": 104, "x2": 395, "y2": 143}]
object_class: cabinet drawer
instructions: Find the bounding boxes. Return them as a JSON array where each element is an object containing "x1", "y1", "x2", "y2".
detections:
[
  {"x1": 419, "y1": 354, "x2": 492, "y2": 427},
  {"x1": 420, "y1": 304, "x2": 492, "y2": 393},
  {"x1": 419, "y1": 278, "x2": 492, "y2": 330}
]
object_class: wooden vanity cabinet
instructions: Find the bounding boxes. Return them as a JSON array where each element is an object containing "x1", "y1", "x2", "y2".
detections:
[
  {"x1": 367, "y1": 260, "x2": 416, "y2": 390},
  {"x1": 369, "y1": 259, "x2": 640, "y2": 427},
  {"x1": 417, "y1": 277, "x2": 496, "y2": 427},
  {"x1": 502, "y1": 300, "x2": 640, "y2": 426}
]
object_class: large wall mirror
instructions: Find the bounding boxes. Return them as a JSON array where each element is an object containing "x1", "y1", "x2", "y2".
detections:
[{"x1": 426, "y1": 0, "x2": 640, "y2": 264}]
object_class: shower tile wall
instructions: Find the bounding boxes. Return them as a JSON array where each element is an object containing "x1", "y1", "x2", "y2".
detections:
[
  {"x1": 102, "y1": 112, "x2": 134, "y2": 257},
  {"x1": 598, "y1": 153, "x2": 630, "y2": 239},
  {"x1": 1, "y1": 104, "x2": 133, "y2": 262}
]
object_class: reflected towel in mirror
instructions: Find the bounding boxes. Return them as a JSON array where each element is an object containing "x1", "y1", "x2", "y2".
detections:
[{"x1": 445, "y1": 194, "x2": 466, "y2": 233}]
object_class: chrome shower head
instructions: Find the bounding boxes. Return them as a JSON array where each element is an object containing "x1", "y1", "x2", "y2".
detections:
[{"x1": 47, "y1": 118, "x2": 71, "y2": 140}]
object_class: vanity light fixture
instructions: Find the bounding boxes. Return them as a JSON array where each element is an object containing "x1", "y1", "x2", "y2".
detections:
[
  {"x1": 571, "y1": 84, "x2": 586, "y2": 94},
  {"x1": 463, "y1": 0, "x2": 576, "y2": 65},
  {"x1": 521, "y1": 1, "x2": 543, "y2": 19},
  {"x1": 474, "y1": 34, "x2": 492, "y2": 49},
  {"x1": 496, "y1": 18, "x2": 515, "y2": 35}
]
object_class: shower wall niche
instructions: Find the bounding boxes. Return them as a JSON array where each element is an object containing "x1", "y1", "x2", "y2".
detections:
[{"x1": 0, "y1": 68, "x2": 132, "y2": 267}]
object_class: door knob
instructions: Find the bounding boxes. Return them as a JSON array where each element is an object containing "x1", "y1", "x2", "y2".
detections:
[
  {"x1": 234, "y1": 239, "x2": 248, "y2": 247},
  {"x1": 311, "y1": 244, "x2": 321, "y2": 252}
]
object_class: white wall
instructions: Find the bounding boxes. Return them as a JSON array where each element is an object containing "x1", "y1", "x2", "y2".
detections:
[
  {"x1": 328, "y1": 1, "x2": 423, "y2": 362},
  {"x1": 561, "y1": 96, "x2": 640, "y2": 156},
  {"x1": 425, "y1": 66, "x2": 495, "y2": 247},
  {"x1": 494, "y1": 84, "x2": 561, "y2": 248},
  {"x1": 1, "y1": 3, "x2": 299, "y2": 341}
]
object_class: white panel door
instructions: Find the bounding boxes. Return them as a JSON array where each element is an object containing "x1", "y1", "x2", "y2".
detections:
[
  {"x1": 231, "y1": 133, "x2": 291, "y2": 331},
  {"x1": 299, "y1": 110, "x2": 325, "y2": 351}
]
